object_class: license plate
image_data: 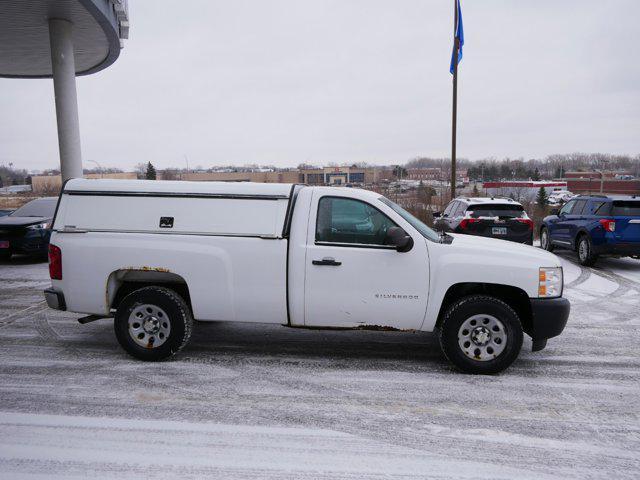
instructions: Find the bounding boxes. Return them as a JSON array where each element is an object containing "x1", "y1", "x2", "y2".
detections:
[
  {"x1": 0, "y1": 241, "x2": 9, "y2": 249},
  {"x1": 492, "y1": 227, "x2": 507, "y2": 235}
]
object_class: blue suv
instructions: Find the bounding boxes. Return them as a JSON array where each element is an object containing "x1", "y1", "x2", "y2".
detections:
[{"x1": 540, "y1": 195, "x2": 640, "y2": 266}]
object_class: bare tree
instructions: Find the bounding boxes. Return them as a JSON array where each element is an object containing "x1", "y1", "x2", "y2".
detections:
[{"x1": 134, "y1": 163, "x2": 147, "y2": 179}]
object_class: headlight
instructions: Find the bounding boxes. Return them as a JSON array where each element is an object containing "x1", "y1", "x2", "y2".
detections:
[
  {"x1": 26, "y1": 223, "x2": 50, "y2": 230},
  {"x1": 539, "y1": 267, "x2": 563, "y2": 298}
]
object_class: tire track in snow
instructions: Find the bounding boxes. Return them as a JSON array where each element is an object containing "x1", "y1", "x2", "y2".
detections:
[
  {"x1": 592, "y1": 267, "x2": 639, "y2": 297},
  {"x1": 0, "y1": 302, "x2": 47, "y2": 329},
  {"x1": 33, "y1": 312, "x2": 364, "y2": 426},
  {"x1": 33, "y1": 313, "x2": 210, "y2": 401},
  {"x1": 565, "y1": 264, "x2": 591, "y2": 289},
  {"x1": 30, "y1": 314, "x2": 584, "y2": 478}
]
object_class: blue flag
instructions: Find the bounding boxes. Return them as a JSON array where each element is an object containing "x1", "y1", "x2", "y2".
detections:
[{"x1": 450, "y1": 0, "x2": 464, "y2": 74}]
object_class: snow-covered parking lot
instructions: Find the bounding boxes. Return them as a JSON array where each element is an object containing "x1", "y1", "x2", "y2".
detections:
[{"x1": 1, "y1": 252, "x2": 639, "y2": 479}]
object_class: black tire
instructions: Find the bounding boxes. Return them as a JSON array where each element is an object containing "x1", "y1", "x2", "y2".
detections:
[
  {"x1": 540, "y1": 227, "x2": 554, "y2": 252},
  {"x1": 114, "y1": 286, "x2": 193, "y2": 361},
  {"x1": 577, "y1": 234, "x2": 598, "y2": 267},
  {"x1": 439, "y1": 295, "x2": 523, "y2": 375}
]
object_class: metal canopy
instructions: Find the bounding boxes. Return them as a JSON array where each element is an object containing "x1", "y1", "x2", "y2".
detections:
[{"x1": 0, "y1": 0, "x2": 128, "y2": 78}]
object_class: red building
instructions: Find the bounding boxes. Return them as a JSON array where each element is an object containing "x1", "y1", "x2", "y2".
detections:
[{"x1": 566, "y1": 179, "x2": 640, "y2": 195}]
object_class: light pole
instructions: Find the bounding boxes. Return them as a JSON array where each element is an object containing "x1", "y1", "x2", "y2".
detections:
[{"x1": 596, "y1": 170, "x2": 604, "y2": 194}]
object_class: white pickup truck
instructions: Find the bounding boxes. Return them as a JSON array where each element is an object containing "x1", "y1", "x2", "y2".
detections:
[{"x1": 44, "y1": 179, "x2": 570, "y2": 374}]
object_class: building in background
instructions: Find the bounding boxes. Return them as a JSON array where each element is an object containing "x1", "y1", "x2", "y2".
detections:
[
  {"x1": 407, "y1": 168, "x2": 468, "y2": 185},
  {"x1": 298, "y1": 167, "x2": 392, "y2": 185},
  {"x1": 562, "y1": 171, "x2": 640, "y2": 195},
  {"x1": 407, "y1": 168, "x2": 441, "y2": 181},
  {"x1": 566, "y1": 178, "x2": 640, "y2": 195},
  {"x1": 179, "y1": 166, "x2": 392, "y2": 186}
]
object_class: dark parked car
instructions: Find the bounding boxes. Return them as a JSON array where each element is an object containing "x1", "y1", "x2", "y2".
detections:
[
  {"x1": 434, "y1": 197, "x2": 534, "y2": 245},
  {"x1": 540, "y1": 195, "x2": 640, "y2": 266},
  {"x1": 0, "y1": 197, "x2": 57, "y2": 260}
]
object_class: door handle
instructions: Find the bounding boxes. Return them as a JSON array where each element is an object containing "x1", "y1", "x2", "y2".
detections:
[{"x1": 312, "y1": 257, "x2": 342, "y2": 266}]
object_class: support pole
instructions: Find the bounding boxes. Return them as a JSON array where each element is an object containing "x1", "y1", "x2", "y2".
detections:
[
  {"x1": 49, "y1": 19, "x2": 82, "y2": 182},
  {"x1": 450, "y1": 1, "x2": 459, "y2": 201}
]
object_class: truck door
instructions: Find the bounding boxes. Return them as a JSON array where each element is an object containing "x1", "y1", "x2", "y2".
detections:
[{"x1": 303, "y1": 192, "x2": 429, "y2": 330}]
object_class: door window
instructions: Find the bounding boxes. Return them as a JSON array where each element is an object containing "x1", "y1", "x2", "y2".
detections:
[
  {"x1": 571, "y1": 200, "x2": 587, "y2": 215},
  {"x1": 612, "y1": 201, "x2": 640, "y2": 216},
  {"x1": 559, "y1": 200, "x2": 575, "y2": 216},
  {"x1": 443, "y1": 201, "x2": 455, "y2": 217},
  {"x1": 594, "y1": 202, "x2": 611, "y2": 215},
  {"x1": 316, "y1": 197, "x2": 399, "y2": 246},
  {"x1": 452, "y1": 202, "x2": 466, "y2": 217},
  {"x1": 585, "y1": 201, "x2": 606, "y2": 215}
]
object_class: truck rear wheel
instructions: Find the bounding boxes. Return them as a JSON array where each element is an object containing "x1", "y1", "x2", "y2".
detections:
[
  {"x1": 114, "y1": 286, "x2": 193, "y2": 361},
  {"x1": 439, "y1": 295, "x2": 523, "y2": 374}
]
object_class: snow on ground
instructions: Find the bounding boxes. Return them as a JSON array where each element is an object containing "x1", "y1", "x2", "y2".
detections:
[
  {"x1": 1, "y1": 252, "x2": 639, "y2": 479},
  {"x1": 0, "y1": 412, "x2": 556, "y2": 480}
]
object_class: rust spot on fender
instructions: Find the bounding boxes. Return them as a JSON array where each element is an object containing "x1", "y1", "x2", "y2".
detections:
[
  {"x1": 122, "y1": 266, "x2": 172, "y2": 273},
  {"x1": 141, "y1": 266, "x2": 171, "y2": 273}
]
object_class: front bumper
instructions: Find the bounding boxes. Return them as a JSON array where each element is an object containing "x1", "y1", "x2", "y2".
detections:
[
  {"x1": 528, "y1": 297, "x2": 570, "y2": 343},
  {"x1": 44, "y1": 288, "x2": 66, "y2": 311}
]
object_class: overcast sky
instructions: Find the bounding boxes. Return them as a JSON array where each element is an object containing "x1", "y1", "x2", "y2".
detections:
[{"x1": 1, "y1": 0, "x2": 639, "y2": 172}]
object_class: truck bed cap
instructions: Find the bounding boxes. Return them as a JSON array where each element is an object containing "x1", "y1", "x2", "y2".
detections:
[{"x1": 63, "y1": 178, "x2": 293, "y2": 199}]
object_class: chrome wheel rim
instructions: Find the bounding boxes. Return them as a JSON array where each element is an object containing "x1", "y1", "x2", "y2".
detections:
[
  {"x1": 579, "y1": 239, "x2": 589, "y2": 261},
  {"x1": 458, "y1": 314, "x2": 507, "y2": 362},
  {"x1": 128, "y1": 304, "x2": 171, "y2": 349}
]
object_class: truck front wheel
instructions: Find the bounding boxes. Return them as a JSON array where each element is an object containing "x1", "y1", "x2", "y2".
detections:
[
  {"x1": 114, "y1": 286, "x2": 193, "y2": 361},
  {"x1": 439, "y1": 295, "x2": 523, "y2": 374}
]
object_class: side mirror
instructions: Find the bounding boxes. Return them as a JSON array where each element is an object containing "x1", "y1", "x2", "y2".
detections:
[
  {"x1": 550, "y1": 208, "x2": 560, "y2": 216},
  {"x1": 432, "y1": 211, "x2": 442, "y2": 218},
  {"x1": 387, "y1": 227, "x2": 414, "y2": 253}
]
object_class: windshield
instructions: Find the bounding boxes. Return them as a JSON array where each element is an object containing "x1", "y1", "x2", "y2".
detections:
[
  {"x1": 379, "y1": 197, "x2": 441, "y2": 242},
  {"x1": 467, "y1": 204, "x2": 525, "y2": 219},
  {"x1": 612, "y1": 201, "x2": 640, "y2": 216},
  {"x1": 10, "y1": 198, "x2": 57, "y2": 218}
]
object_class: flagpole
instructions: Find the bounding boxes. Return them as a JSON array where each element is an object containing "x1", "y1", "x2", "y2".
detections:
[{"x1": 451, "y1": 0, "x2": 459, "y2": 201}]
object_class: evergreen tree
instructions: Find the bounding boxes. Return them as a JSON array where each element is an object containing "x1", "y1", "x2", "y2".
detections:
[
  {"x1": 393, "y1": 165, "x2": 408, "y2": 179},
  {"x1": 145, "y1": 162, "x2": 157, "y2": 180},
  {"x1": 536, "y1": 187, "x2": 548, "y2": 209},
  {"x1": 532, "y1": 168, "x2": 541, "y2": 181}
]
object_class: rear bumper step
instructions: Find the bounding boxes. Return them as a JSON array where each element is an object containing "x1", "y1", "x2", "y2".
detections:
[{"x1": 44, "y1": 288, "x2": 66, "y2": 311}]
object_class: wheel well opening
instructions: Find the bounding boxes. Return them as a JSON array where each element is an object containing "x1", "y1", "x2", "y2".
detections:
[
  {"x1": 107, "y1": 270, "x2": 192, "y2": 314},
  {"x1": 436, "y1": 283, "x2": 533, "y2": 335}
]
